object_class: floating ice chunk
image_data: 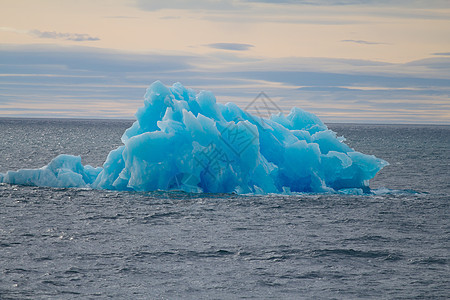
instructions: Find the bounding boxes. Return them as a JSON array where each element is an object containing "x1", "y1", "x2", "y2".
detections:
[
  {"x1": 1, "y1": 154, "x2": 101, "y2": 188},
  {"x1": 0, "y1": 81, "x2": 388, "y2": 193}
]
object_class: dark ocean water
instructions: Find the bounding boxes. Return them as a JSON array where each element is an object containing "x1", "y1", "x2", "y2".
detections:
[{"x1": 0, "y1": 119, "x2": 449, "y2": 299}]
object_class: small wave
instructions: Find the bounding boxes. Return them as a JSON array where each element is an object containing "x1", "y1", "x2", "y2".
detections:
[
  {"x1": 343, "y1": 235, "x2": 392, "y2": 243},
  {"x1": 41, "y1": 280, "x2": 66, "y2": 287},
  {"x1": 144, "y1": 211, "x2": 181, "y2": 219},
  {"x1": 410, "y1": 257, "x2": 447, "y2": 265},
  {"x1": 133, "y1": 249, "x2": 236, "y2": 260},
  {"x1": 34, "y1": 256, "x2": 53, "y2": 262},
  {"x1": 64, "y1": 267, "x2": 83, "y2": 274},
  {"x1": 370, "y1": 188, "x2": 421, "y2": 195},
  {"x1": 312, "y1": 248, "x2": 402, "y2": 260},
  {"x1": 280, "y1": 271, "x2": 323, "y2": 280}
]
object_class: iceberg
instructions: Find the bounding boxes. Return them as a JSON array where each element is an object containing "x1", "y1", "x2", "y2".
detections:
[{"x1": 0, "y1": 81, "x2": 388, "y2": 194}]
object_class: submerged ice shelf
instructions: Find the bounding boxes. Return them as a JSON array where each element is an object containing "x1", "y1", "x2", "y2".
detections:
[{"x1": 0, "y1": 81, "x2": 388, "y2": 194}]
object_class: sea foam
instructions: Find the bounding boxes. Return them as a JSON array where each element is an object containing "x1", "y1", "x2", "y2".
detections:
[{"x1": 0, "y1": 81, "x2": 388, "y2": 194}]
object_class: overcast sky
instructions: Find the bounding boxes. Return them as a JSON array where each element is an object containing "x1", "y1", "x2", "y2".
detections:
[{"x1": 1, "y1": 0, "x2": 449, "y2": 124}]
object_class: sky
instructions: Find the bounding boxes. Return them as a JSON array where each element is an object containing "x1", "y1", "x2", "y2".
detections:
[{"x1": 1, "y1": 0, "x2": 449, "y2": 124}]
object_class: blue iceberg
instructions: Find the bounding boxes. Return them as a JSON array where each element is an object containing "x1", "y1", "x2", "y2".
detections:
[{"x1": 0, "y1": 81, "x2": 388, "y2": 194}]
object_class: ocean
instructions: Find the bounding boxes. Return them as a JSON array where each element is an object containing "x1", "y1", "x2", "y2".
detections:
[{"x1": 0, "y1": 118, "x2": 449, "y2": 299}]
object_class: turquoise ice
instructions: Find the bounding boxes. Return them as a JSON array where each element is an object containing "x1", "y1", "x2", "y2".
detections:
[{"x1": 0, "y1": 81, "x2": 388, "y2": 194}]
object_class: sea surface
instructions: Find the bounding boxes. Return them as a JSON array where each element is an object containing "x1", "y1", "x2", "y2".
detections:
[{"x1": 0, "y1": 118, "x2": 449, "y2": 299}]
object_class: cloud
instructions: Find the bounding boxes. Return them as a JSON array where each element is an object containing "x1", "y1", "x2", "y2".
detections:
[
  {"x1": 405, "y1": 57, "x2": 450, "y2": 70},
  {"x1": 243, "y1": 0, "x2": 359, "y2": 5},
  {"x1": 226, "y1": 70, "x2": 450, "y2": 88},
  {"x1": 341, "y1": 39, "x2": 386, "y2": 45},
  {"x1": 133, "y1": 0, "x2": 450, "y2": 30},
  {"x1": 432, "y1": 52, "x2": 450, "y2": 56},
  {"x1": 0, "y1": 44, "x2": 193, "y2": 73},
  {"x1": 0, "y1": 27, "x2": 99, "y2": 42},
  {"x1": 206, "y1": 43, "x2": 254, "y2": 51},
  {"x1": 0, "y1": 26, "x2": 28, "y2": 34},
  {"x1": 0, "y1": 44, "x2": 449, "y2": 124},
  {"x1": 136, "y1": 0, "x2": 235, "y2": 11},
  {"x1": 159, "y1": 16, "x2": 182, "y2": 20},
  {"x1": 244, "y1": 0, "x2": 450, "y2": 8},
  {"x1": 29, "y1": 30, "x2": 100, "y2": 41},
  {"x1": 104, "y1": 16, "x2": 138, "y2": 19},
  {"x1": 136, "y1": 0, "x2": 450, "y2": 11}
]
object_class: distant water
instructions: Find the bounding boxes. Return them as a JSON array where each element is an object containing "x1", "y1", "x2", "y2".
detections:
[{"x1": 0, "y1": 118, "x2": 449, "y2": 299}]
